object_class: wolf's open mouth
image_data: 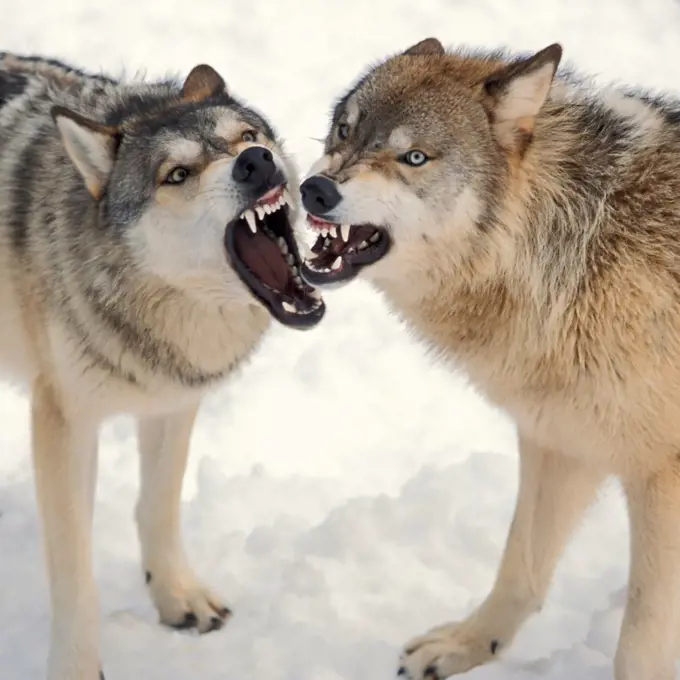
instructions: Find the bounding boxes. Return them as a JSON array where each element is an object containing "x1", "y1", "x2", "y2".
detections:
[
  {"x1": 300, "y1": 214, "x2": 391, "y2": 286},
  {"x1": 225, "y1": 186, "x2": 325, "y2": 329}
]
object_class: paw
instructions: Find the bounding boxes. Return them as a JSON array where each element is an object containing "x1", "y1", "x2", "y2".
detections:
[
  {"x1": 398, "y1": 622, "x2": 501, "y2": 679},
  {"x1": 144, "y1": 568, "x2": 231, "y2": 634}
]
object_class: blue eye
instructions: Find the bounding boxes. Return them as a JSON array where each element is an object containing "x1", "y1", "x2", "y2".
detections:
[{"x1": 403, "y1": 150, "x2": 429, "y2": 167}]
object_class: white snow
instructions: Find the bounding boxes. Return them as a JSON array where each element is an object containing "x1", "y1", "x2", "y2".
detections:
[{"x1": 1, "y1": 1, "x2": 679, "y2": 678}]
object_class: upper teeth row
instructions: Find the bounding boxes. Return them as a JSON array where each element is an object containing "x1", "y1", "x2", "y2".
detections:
[
  {"x1": 241, "y1": 188, "x2": 293, "y2": 234},
  {"x1": 312, "y1": 222, "x2": 352, "y2": 243}
]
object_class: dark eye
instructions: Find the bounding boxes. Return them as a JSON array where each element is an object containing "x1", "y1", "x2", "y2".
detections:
[
  {"x1": 163, "y1": 166, "x2": 190, "y2": 185},
  {"x1": 403, "y1": 150, "x2": 429, "y2": 167},
  {"x1": 337, "y1": 123, "x2": 350, "y2": 140},
  {"x1": 242, "y1": 130, "x2": 257, "y2": 142}
]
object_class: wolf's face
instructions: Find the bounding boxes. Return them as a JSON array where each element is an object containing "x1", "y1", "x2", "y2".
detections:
[
  {"x1": 299, "y1": 39, "x2": 562, "y2": 289},
  {"x1": 53, "y1": 65, "x2": 324, "y2": 330}
]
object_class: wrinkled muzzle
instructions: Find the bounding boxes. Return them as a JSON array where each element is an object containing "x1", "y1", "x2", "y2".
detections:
[{"x1": 298, "y1": 174, "x2": 391, "y2": 287}]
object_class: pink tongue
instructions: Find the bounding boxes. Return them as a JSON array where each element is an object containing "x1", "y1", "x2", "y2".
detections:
[{"x1": 233, "y1": 225, "x2": 290, "y2": 290}]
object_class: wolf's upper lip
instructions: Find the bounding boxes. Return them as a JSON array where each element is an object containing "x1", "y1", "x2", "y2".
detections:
[
  {"x1": 306, "y1": 214, "x2": 352, "y2": 243},
  {"x1": 239, "y1": 186, "x2": 292, "y2": 234}
]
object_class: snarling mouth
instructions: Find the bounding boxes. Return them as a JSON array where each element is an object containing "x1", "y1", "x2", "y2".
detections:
[
  {"x1": 300, "y1": 214, "x2": 391, "y2": 286},
  {"x1": 225, "y1": 186, "x2": 325, "y2": 329}
]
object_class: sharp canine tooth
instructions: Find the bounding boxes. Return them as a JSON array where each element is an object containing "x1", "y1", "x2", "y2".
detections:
[
  {"x1": 278, "y1": 237, "x2": 288, "y2": 252},
  {"x1": 282, "y1": 301, "x2": 296, "y2": 313},
  {"x1": 244, "y1": 210, "x2": 257, "y2": 234},
  {"x1": 255, "y1": 205, "x2": 266, "y2": 221},
  {"x1": 370, "y1": 232, "x2": 380, "y2": 243},
  {"x1": 283, "y1": 188, "x2": 293, "y2": 205},
  {"x1": 341, "y1": 224, "x2": 351, "y2": 242},
  {"x1": 329, "y1": 226, "x2": 338, "y2": 238},
  {"x1": 311, "y1": 289, "x2": 322, "y2": 300},
  {"x1": 331, "y1": 256, "x2": 342, "y2": 271}
]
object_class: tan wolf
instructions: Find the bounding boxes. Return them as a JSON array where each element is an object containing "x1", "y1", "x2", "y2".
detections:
[
  {"x1": 299, "y1": 37, "x2": 680, "y2": 680},
  {"x1": 0, "y1": 52, "x2": 324, "y2": 680}
]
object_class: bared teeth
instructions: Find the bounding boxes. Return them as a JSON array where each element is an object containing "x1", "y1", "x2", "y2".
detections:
[
  {"x1": 243, "y1": 209, "x2": 257, "y2": 234},
  {"x1": 369, "y1": 232, "x2": 380, "y2": 243},
  {"x1": 278, "y1": 237, "x2": 288, "y2": 253},
  {"x1": 331, "y1": 256, "x2": 342, "y2": 271},
  {"x1": 329, "y1": 226, "x2": 338, "y2": 238},
  {"x1": 255, "y1": 205, "x2": 266, "y2": 221},
  {"x1": 282, "y1": 301, "x2": 296, "y2": 313},
  {"x1": 341, "y1": 224, "x2": 351, "y2": 242}
]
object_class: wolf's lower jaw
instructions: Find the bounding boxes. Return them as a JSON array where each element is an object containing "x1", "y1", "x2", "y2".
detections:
[
  {"x1": 225, "y1": 185, "x2": 325, "y2": 329},
  {"x1": 299, "y1": 215, "x2": 391, "y2": 285}
]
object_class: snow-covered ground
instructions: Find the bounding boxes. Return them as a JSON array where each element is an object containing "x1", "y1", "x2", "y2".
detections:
[{"x1": 1, "y1": 1, "x2": 679, "y2": 678}]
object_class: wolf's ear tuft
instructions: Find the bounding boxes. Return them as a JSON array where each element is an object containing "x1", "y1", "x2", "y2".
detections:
[
  {"x1": 51, "y1": 106, "x2": 120, "y2": 200},
  {"x1": 482, "y1": 43, "x2": 562, "y2": 153},
  {"x1": 181, "y1": 64, "x2": 227, "y2": 102},
  {"x1": 403, "y1": 38, "x2": 445, "y2": 57}
]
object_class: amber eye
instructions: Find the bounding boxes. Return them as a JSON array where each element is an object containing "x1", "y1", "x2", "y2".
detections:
[
  {"x1": 337, "y1": 123, "x2": 350, "y2": 140},
  {"x1": 402, "y1": 149, "x2": 429, "y2": 167},
  {"x1": 163, "y1": 166, "x2": 190, "y2": 185},
  {"x1": 242, "y1": 130, "x2": 257, "y2": 142}
]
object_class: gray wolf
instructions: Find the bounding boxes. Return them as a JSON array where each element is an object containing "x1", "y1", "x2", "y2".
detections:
[
  {"x1": 299, "y1": 37, "x2": 680, "y2": 680},
  {"x1": 0, "y1": 52, "x2": 324, "y2": 680}
]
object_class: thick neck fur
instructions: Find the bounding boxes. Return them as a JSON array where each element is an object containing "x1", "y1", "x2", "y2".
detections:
[{"x1": 369, "y1": 77, "x2": 680, "y2": 402}]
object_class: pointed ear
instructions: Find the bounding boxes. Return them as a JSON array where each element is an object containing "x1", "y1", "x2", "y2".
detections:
[
  {"x1": 51, "y1": 106, "x2": 120, "y2": 200},
  {"x1": 403, "y1": 37, "x2": 445, "y2": 57},
  {"x1": 181, "y1": 64, "x2": 227, "y2": 102},
  {"x1": 481, "y1": 43, "x2": 562, "y2": 153}
]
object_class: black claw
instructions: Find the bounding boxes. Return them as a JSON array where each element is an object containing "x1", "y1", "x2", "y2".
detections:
[
  {"x1": 423, "y1": 664, "x2": 440, "y2": 680},
  {"x1": 205, "y1": 616, "x2": 225, "y2": 633},
  {"x1": 490, "y1": 639, "x2": 500, "y2": 655},
  {"x1": 145, "y1": 571, "x2": 152, "y2": 585},
  {"x1": 172, "y1": 611, "x2": 198, "y2": 630},
  {"x1": 216, "y1": 606, "x2": 232, "y2": 618}
]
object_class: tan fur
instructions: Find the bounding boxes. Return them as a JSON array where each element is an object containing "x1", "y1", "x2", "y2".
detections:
[{"x1": 304, "y1": 39, "x2": 680, "y2": 680}]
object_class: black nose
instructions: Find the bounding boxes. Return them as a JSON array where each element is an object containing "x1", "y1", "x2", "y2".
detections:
[
  {"x1": 300, "y1": 175, "x2": 342, "y2": 215},
  {"x1": 232, "y1": 146, "x2": 279, "y2": 192}
]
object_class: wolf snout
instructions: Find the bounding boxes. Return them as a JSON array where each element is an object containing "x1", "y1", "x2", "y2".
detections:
[
  {"x1": 232, "y1": 145, "x2": 282, "y2": 195},
  {"x1": 300, "y1": 175, "x2": 341, "y2": 215}
]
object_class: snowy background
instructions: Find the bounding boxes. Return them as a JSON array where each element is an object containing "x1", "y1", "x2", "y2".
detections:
[{"x1": 1, "y1": 0, "x2": 678, "y2": 678}]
